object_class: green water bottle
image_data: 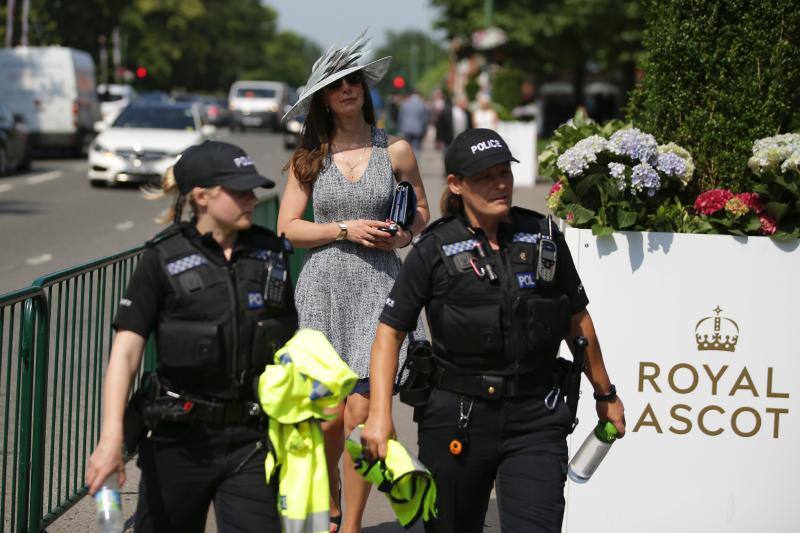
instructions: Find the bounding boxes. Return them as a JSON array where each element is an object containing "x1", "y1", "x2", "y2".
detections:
[{"x1": 567, "y1": 421, "x2": 618, "y2": 484}]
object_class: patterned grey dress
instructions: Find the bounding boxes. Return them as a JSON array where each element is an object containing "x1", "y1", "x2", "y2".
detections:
[{"x1": 295, "y1": 126, "x2": 425, "y2": 380}]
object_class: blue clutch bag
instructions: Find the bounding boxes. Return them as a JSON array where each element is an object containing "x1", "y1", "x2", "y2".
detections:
[{"x1": 388, "y1": 181, "x2": 417, "y2": 230}]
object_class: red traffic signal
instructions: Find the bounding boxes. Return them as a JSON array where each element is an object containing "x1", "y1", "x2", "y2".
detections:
[
  {"x1": 135, "y1": 66, "x2": 148, "y2": 79},
  {"x1": 392, "y1": 75, "x2": 406, "y2": 90}
]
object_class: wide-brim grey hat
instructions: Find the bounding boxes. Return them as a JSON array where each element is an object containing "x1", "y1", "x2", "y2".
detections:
[{"x1": 282, "y1": 31, "x2": 392, "y2": 124}]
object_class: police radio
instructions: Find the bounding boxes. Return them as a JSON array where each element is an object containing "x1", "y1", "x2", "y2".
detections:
[
  {"x1": 264, "y1": 260, "x2": 288, "y2": 306},
  {"x1": 536, "y1": 216, "x2": 557, "y2": 285}
]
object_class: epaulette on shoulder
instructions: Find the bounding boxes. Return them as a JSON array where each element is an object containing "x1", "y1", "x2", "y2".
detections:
[
  {"x1": 145, "y1": 224, "x2": 184, "y2": 247},
  {"x1": 512, "y1": 206, "x2": 546, "y2": 220},
  {"x1": 413, "y1": 215, "x2": 456, "y2": 246},
  {"x1": 247, "y1": 223, "x2": 279, "y2": 243},
  {"x1": 420, "y1": 215, "x2": 456, "y2": 236}
]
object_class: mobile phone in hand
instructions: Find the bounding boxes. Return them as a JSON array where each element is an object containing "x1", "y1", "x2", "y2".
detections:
[{"x1": 380, "y1": 223, "x2": 399, "y2": 235}]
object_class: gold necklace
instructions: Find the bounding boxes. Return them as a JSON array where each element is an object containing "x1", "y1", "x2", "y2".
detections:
[{"x1": 333, "y1": 136, "x2": 370, "y2": 180}]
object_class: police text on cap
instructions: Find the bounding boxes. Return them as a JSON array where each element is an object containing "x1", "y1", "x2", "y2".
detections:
[{"x1": 470, "y1": 139, "x2": 504, "y2": 154}]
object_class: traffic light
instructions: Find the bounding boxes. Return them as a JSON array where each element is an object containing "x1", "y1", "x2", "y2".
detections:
[
  {"x1": 392, "y1": 75, "x2": 406, "y2": 90},
  {"x1": 135, "y1": 66, "x2": 148, "y2": 79}
]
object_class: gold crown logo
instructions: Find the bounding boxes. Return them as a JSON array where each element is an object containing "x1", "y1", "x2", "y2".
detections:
[{"x1": 695, "y1": 306, "x2": 739, "y2": 352}]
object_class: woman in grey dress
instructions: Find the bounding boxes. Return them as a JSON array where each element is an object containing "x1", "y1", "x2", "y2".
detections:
[{"x1": 278, "y1": 33, "x2": 429, "y2": 533}]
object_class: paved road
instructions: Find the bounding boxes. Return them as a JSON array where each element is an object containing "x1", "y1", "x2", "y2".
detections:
[
  {"x1": 8, "y1": 130, "x2": 550, "y2": 532},
  {"x1": 0, "y1": 130, "x2": 288, "y2": 295}
]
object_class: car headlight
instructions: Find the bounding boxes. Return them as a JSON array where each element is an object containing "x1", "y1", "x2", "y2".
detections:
[{"x1": 92, "y1": 143, "x2": 113, "y2": 155}]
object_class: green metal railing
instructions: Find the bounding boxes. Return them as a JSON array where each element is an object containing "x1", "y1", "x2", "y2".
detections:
[
  {"x1": 1, "y1": 286, "x2": 46, "y2": 533},
  {"x1": 32, "y1": 247, "x2": 149, "y2": 530},
  {"x1": 0, "y1": 195, "x2": 281, "y2": 531}
]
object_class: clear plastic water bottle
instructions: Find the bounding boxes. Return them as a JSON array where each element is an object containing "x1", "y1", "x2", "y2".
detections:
[
  {"x1": 95, "y1": 475, "x2": 123, "y2": 533},
  {"x1": 567, "y1": 421, "x2": 618, "y2": 484}
]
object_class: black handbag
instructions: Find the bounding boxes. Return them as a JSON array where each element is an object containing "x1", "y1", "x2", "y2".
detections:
[{"x1": 388, "y1": 181, "x2": 417, "y2": 230}]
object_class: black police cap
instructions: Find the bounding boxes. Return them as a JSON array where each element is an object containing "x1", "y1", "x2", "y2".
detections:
[
  {"x1": 445, "y1": 128, "x2": 519, "y2": 177},
  {"x1": 173, "y1": 140, "x2": 275, "y2": 195}
]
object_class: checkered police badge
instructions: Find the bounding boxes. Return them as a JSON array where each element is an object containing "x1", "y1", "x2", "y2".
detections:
[
  {"x1": 246, "y1": 249, "x2": 278, "y2": 261},
  {"x1": 441, "y1": 239, "x2": 479, "y2": 256},
  {"x1": 513, "y1": 233, "x2": 539, "y2": 244},
  {"x1": 166, "y1": 253, "x2": 208, "y2": 276}
]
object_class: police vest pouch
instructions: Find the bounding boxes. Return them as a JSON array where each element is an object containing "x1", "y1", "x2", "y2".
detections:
[
  {"x1": 398, "y1": 340, "x2": 435, "y2": 407},
  {"x1": 524, "y1": 294, "x2": 571, "y2": 356},
  {"x1": 251, "y1": 316, "x2": 298, "y2": 370},
  {"x1": 440, "y1": 303, "x2": 503, "y2": 356},
  {"x1": 158, "y1": 319, "x2": 222, "y2": 369}
]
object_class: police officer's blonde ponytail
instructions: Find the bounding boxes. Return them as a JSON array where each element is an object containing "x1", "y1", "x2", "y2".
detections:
[{"x1": 142, "y1": 166, "x2": 192, "y2": 224}]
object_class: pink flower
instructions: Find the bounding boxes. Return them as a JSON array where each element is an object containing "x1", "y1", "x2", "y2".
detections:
[
  {"x1": 694, "y1": 189, "x2": 733, "y2": 215},
  {"x1": 735, "y1": 192, "x2": 765, "y2": 214},
  {"x1": 566, "y1": 212, "x2": 575, "y2": 223},
  {"x1": 547, "y1": 182, "x2": 565, "y2": 210},
  {"x1": 724, "y1": 197, "x2": 749, "y2": 218},
  {"x1": 759, "y1": 214, "x2": 777, "y2": 235}
]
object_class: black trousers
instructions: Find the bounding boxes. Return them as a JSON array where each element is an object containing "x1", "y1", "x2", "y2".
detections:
[
  {"x1": 417, "y1": 388, "x2": 571, "y2": 533},
  {"x1": 135, "y1": 421, "x2": 280, "y2": 533}
]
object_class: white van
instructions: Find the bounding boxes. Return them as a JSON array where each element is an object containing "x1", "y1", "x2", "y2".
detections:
[
  {"x1": 0, "y1": 46, "x2": 101, "y2": 153},
  {"x1": 228, "y1": 80, "x2": 288, "y2": 132}
]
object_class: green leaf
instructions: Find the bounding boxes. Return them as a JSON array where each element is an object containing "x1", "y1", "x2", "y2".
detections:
[
  {"x1": 566, "y1": 204, "x2": 595, "y2": 225},
  {"x1": 766, "y1": 201, "x2": 789, "y2": 220},
  {"x1": 591, "y1": 224, "x2": 614, "y2": 237},
  {"x1": 771, "y1": 230, "x2": 794, "y2": 241},
  {"x1": 744, "y1": 216, "x2": 762, "y2": 232},
  {"x1": 575, "y1": 174, "x2": 603, "y2": 196},
  {"x1": 616, "y1": 209, "x2": 637, "y2": 229}
]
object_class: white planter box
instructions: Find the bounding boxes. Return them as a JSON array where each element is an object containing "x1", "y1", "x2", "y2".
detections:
[
  {"x1": 497, "y1": 120, "x2": 538, "y2": 187},
  {"x1": 562, "y1": 228, "x2": 799, "y2": 533}
]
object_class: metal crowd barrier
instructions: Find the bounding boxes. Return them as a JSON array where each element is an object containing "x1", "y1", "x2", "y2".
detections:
[{"x1": 0, "y1": 195, "x2": 281, "y2": 532}]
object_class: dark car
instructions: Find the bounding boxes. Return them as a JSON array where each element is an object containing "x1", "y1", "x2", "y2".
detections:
[{"x1": 0, "y1": 102, "x2": 32, "y2": 175}]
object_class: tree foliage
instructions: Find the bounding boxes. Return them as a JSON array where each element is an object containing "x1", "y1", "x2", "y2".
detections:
[
  {"x1": 372, "y1": 30, "x2": 447, "y2": 95},
  {"x1": 628, "y1": 0, "x2": 800, "y2": 192},
  {"x1": 430, "y1": 0, "x2": 643, "y2": 99}
]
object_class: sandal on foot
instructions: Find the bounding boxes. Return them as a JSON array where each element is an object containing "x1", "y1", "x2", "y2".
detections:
[{"x1": 329, "y1": 514, "x2": 342, "y2": 533}]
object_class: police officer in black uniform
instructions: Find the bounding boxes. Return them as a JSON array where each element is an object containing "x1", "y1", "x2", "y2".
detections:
[
  {"x1": 362, "y1": 129, "x2": 626, "y2": 532},
  {"x1": 87, "y1": 141, "x2": 297, "y2": 533}
]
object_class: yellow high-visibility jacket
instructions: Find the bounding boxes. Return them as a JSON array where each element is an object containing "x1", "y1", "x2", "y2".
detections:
[
  {"x1": 346, "y1": 427, "x2": 438, "y2": 528},
  {"x1": 258, "y1": 329, "x2": 358, "y2": 533}
]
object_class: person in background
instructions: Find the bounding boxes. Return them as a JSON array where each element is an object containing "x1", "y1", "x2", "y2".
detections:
[
  {"x1": 362, "y1": 129, "x2": 625, "y2": 532},
  {"x1": 451, "y1": 97, "x2": 471, "y2": 138},
  {"x1": 398, "y1": 88, "x2": 429, "y2": 153},
  {"x1": 278, "y1": 32, "x2": 429, "y2": 533},
  {"x1": 472, "y1": 92, "x2": 499, "y2": 130},
  {"x1": 435, "y1": 89, "x2": 455, "y2": 150},
  {"x1": 86, "y1": 141, "x2": 297, "y2": 533}
]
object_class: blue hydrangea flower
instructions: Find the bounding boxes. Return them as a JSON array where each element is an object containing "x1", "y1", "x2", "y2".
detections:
[
  {"x1": 556, "y1": 135, "x2": 608, "y2": 178},
  {"x1": 609, "y1": 128, "x2": 658, "y2": 165},
  {"x1": 655, "y1": 152, "x2": 687, "y2": 179},
  {"x1": 608, "y1": 162, "x2": 627, "y2": 190},
  {"x1": 631, "y1": 163, "x2": 660, "y2": 196}
]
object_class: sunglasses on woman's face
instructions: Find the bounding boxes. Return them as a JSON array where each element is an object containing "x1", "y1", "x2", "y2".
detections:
[{"x1": 325, "y1": 71, "x2": 364, "y2": 91}]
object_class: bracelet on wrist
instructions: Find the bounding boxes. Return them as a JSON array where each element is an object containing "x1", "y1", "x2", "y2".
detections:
[
  {"x1": 400, "y1": 228, "x2": 414, "y2": 248},
  {"x1": 593, "y1": 384, "x2": 617, "y2": 402}
]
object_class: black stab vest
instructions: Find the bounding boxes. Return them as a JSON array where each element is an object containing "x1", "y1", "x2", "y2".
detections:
[
  {"x1": 152, "y1": 226, "x2": 298, "y2": 400},
  {"x1": 423, "y1": 210, "x2": 572, "y2": 376}
]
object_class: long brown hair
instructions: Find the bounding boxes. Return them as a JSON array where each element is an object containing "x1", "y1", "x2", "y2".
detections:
[{"x1": 286, "y1": 80, "x2": 376, "y2": 188}]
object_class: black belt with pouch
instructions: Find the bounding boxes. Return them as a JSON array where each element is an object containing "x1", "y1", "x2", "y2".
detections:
[{"x1": 434, "y1": 368, "x2": 554, "y2": 400}]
